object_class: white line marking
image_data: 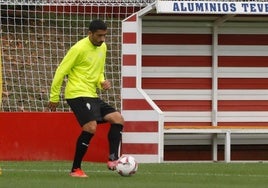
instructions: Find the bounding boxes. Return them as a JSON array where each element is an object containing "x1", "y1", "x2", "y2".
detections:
[
  {"x1": 2, "y1": 168, "x2": 268, "y2": 178},
  {"x1": 2, "y1": 168, "x2": 110, "y2": 173}
]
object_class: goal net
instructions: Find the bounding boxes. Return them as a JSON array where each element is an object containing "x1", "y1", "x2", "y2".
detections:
[{"x1": 0, "y1": 0, "x2": 153, "y2": 112}]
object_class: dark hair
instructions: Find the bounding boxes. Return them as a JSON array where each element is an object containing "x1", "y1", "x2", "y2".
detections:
[{"x1": 89, "y1": 19, "x2": 107, "y2": 32}]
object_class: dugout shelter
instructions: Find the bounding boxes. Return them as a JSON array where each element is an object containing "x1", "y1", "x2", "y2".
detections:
[{"x1": 121, "y1": 0, "x2": 268, "y2": 163}]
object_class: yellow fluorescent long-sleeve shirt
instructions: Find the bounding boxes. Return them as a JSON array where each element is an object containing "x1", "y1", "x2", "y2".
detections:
[{"x1": 49, "y1": 37, "x2": 107, "y2": 102}]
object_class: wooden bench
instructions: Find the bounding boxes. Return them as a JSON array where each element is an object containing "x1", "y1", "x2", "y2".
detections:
[{"x1": 164, "y1": 125, "x2": 268, "y2": 162}]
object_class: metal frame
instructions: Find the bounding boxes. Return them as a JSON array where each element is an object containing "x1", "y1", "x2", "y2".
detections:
[{"x1": 165, "y1": 128, "x2": 268, "y2": 162}]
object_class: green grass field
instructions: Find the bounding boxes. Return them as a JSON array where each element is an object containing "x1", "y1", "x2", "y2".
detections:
[{"x1": 1, "y1": 161, "x2": 268, "y2": 188}]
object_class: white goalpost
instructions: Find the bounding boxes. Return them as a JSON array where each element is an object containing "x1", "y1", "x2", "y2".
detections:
[{"x1": 0, "y1": 0, "x2": 154, "y2": 112}]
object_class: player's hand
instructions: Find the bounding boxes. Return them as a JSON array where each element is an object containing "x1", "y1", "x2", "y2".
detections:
[
  {"x1": 48, "y1": 101, "x2": 59, "y2": 111},
  {"x1": 101, "y1": 80, "x2": 111, "y2": 90}
]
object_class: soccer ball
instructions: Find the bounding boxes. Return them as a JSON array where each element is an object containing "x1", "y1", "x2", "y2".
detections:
[{"x1": 116, "y1": 155, "x2": 138, "y2": 177}]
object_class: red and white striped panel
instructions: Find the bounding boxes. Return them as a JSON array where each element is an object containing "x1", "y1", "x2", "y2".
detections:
[
  {"x1": 142, "y1": 21, "x2": 213, "y2": 127},
  {"x1": 141, "y1": 18, "x2": 268, "y2": 127},
  {"x1": 217, "y1": 30, "x2": 268, "y2": 125},
  {"x1": 121, "y1": 14, "x2": 162, "y2": 163}
]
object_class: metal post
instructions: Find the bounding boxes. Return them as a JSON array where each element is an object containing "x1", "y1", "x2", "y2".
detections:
[{"x1": 225, "y1": 131, "x2": 231, "y2": 163}]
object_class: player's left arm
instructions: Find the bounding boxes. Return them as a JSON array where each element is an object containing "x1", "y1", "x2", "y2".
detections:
[
  {"x1": 101, "y1": 79, "x2": 111, "y2": 90},
  {"x1": 97, "y1": 43, "x2": 110, "y2": 90}
]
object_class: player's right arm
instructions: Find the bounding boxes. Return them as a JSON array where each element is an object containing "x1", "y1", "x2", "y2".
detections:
[
  {"x1": 48, "y1": 101, "x2": 59, "y2": 112},
  {"x1": 48, "y1": 47, "x2": 78, "y2": 111}
]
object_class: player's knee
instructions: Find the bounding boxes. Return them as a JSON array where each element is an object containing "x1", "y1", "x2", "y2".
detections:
[
  {"x1": 116, "y1": 113, "x2": 124, "y2": 125},
  {"x1": 105, "y1": 112, "x2": 124, "y2": 125},
  {"x1": 82, "y1": 122, "x2": 97, "y2": 133},
  {"x1": 115, "y1": 113, "x2": 124, "y2": 125}
]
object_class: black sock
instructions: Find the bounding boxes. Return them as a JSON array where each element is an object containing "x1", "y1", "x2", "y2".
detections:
[
  {"x1": 108, "y1": 123, "x2": 123, "y2": 161},
  {"x1": 72, "y1": 131, "x2": 93, "y2": 171}
]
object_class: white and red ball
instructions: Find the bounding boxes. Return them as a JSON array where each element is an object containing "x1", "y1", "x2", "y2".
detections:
[{"x1": 116, "y1": 155, "x2": 138, "y2": 176}]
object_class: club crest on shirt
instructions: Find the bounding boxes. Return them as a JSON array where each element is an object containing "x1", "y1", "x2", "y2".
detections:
[{"x1": 86, "y1": 103, "x2": 91, "y2": 110}]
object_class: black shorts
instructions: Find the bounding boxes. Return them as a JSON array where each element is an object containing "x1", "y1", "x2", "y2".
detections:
[{"x1": 66, "y1": 97, "x2": 117, "y2": 126}]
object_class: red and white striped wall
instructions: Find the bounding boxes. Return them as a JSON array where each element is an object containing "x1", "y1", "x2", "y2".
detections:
[
  {"x1": 141, "y1": 17, "x2": 268, "y2": 126},
  {"x1": 121, "y1": 4, "x2": 165, "y2": 163},
  {"x1": 121, "y1": 3, "x2": 268, "y2": 162}
]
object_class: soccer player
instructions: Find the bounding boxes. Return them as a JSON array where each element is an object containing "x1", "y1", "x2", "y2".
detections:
[{"x1": 48, "y1": 19, "x2": 124, "y2": 178}]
